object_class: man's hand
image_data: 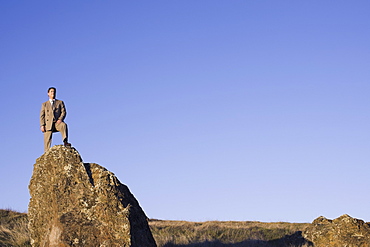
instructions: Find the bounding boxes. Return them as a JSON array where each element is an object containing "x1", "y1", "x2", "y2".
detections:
[
  {"x1": 56, "y1": 120, "x2": 62, "y2": 125},
  {"x1": 40, "y1": 126, "x2": 45, "y2": 132}
]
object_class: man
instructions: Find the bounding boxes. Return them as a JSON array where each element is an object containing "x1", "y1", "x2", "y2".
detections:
[{"x1": 40, "y1": 87, "x2": 71, "y2": 152}]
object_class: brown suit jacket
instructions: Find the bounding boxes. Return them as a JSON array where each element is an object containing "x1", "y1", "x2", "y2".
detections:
[{"x1": 40, "y1": 99, "x2": 67, "y2": 131}]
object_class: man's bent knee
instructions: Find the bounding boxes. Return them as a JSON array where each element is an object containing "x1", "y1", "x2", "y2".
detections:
[{"x1": 55, "y1": 122, "x2": 67, "y2": 131}]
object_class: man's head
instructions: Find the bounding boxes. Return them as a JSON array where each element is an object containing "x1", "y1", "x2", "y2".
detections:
[{"x1": 48, "y1": 87, "x2": 56, "y2": 100}]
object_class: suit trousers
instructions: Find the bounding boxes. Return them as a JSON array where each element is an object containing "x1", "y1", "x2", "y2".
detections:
[{"x1": 44, "y1": 121, "x2": 68, "y2": 152}]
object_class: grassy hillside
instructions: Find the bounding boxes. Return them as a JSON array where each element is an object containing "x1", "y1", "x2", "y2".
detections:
[
  {"x1": 0, "y1": 209, "x2": 30, "y2": 247},
  {"x1": 0, "y1": 209, "x2": 311, "y2": 247},
  {"x1": 149, "y1": 220, "x2": 311, "y2": 247}
]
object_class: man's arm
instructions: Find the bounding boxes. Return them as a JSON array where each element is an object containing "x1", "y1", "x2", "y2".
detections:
[
  {"x1": 40, "y1": 103, "x2": 46, "y2": 132},
  {"x1": 59, "y1": 100, "x2": 67, "y2": 122}
]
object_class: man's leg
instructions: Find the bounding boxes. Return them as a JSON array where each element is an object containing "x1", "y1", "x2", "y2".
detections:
[
  {"x1": 43, "y1": 131, "x2": 53, "y2": 152},
  {"x1": 55, "y1": 122, "x2": 69, "y2": 143}
]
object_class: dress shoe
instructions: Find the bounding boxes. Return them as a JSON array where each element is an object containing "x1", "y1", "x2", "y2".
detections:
[{"x1": 64, "y1": 141, "x2": 72, "y2": 147}]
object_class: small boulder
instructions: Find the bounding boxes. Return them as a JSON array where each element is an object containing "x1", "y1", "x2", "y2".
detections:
[{"x1": 304, "y1": 214, "x2": 370, "y2": 247}]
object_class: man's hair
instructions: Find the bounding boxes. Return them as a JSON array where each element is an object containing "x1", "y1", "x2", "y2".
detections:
[{"x1": 48, "y1": 87, "x2": 56, "y2": 93}]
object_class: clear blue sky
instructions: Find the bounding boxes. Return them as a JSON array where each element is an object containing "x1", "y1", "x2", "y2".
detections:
[{"x1": 1, "y1": 1, "x2": 370, "y2": 223}]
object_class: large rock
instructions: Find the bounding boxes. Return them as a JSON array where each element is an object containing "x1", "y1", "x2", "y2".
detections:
[
  {"x1": 28, "y1": 145, "x2": 157, "y2": 247},
  {"x1": 303, "y1": 214, "x2": 370, "y2": 247}
]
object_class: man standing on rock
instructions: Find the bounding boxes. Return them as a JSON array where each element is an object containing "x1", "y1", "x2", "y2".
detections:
[{"x1": 40, "y1": 87, "x2": 71, "y2": 152}]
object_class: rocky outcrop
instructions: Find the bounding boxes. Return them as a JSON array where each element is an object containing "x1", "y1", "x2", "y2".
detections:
[
  {"x1": 28, "y1": 145, "x2": 157, "y2": 247},
  {"x1": 303, "y1": 214, "x2": 370, "y2": 247}
]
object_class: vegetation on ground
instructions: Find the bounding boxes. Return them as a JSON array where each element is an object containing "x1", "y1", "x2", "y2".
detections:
[
  {"x1": 0, "y1": 209, "x2": 311, "y2": 247},
  {"x1": 149, "y1": 219, "x2": 311, "y2": 247},
  {"x1": 0, "y1": 209, "x2": 30, "y2": 247}
]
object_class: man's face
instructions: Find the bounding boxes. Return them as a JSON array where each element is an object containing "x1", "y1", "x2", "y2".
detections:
[{"x1": 48, "y1": 89, "x2": 56, "y2": 99}]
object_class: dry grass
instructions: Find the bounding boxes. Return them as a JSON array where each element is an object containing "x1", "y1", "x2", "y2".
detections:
[
  {"x1": 0, "y1": 209, "x2": 30, "y2": 247},
  {"x1": 149, "y1": 219, "x2": 311, "y2": 247},
  {"x1": 0, "y1": 209, "x2": 311, "y2": 247}
]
